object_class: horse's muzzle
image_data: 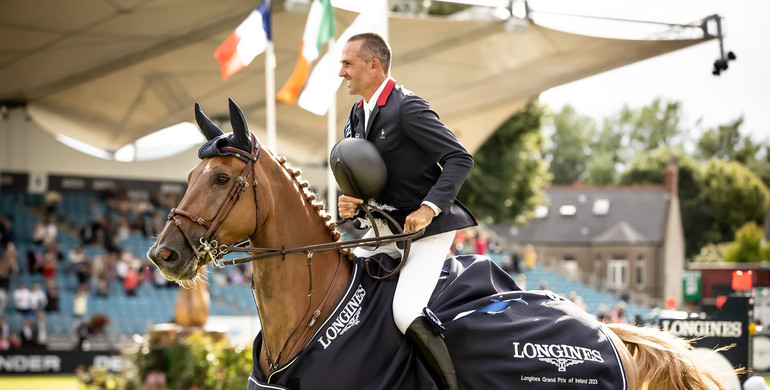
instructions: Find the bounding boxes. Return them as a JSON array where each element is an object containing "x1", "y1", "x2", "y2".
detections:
[{"x1": 147, "y1": 244, "x2": 196, "y2": 281}]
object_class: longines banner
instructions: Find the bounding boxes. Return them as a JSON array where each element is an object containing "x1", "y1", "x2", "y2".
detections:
[
  {"x1": 659, "y1": 295, "x2": 751, "y2": 383},
  {"x1": 0, "y1": 350, "x2": 124, "y2": 375}
]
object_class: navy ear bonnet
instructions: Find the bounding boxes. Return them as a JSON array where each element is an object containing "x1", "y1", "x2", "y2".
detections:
[
  {"x1": 195, "y1": 98, "x2": 254, "y2": 163},
  {"x1": 197, "y1": 133, "x2": 253, "y2": 163}
]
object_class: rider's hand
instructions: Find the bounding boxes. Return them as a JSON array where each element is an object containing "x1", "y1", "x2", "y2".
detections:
[
  {"x1": 404, "y1": 205, "x2": 434, "y2": 233},
  {"x1": 338, "y1": 195, "x2": 363, "y2": 218}
]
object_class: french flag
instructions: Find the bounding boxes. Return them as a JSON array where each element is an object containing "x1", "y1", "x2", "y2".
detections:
[{"x1": 214, "y1": 1, "x2": 272, "y2": 80}]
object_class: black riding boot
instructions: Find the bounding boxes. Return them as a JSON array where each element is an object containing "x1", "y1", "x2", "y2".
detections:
[{"x1": 405, "y1": 316, "x2": 459, "y2": 390}]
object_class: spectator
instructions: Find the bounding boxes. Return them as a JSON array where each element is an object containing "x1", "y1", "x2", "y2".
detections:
[
  {"x1": 7, "y1": 333, "x2": 21, "y2": 349},
  {"x1": 89, "y1": 199, "x2": 105, "y2": 222},
  {"x1": 609, "y1": 301, "x2": 628, "y2": 324},
  {"x1": 29, "y1": 283, "x2": 48, "y2": 313},
  {"x1": 153, "y1": 267, "x2": 170, "y2": 288},
  {"x1": 73, "y1": 284, "x2": 89, "y2": 324},
  {"x1": 500, "y1": 255, "x2": 514, "y2": 274},
  {"x1": 212, "y1": 268, "x2": 227, "y2": 287},
  {"x1": 140, "y1": 259, "x2": 154, "y2": 287},
  {"x1": 35, "y1": 311, "x2": 47, "y2": 348},
  {"x1": 42, "y1": 255, "x2": 57, "y2": 285},
  {"x1": 516, "y1": 273, "x2": 527, "y2": 291},
  {"x1": 68, "y1": 244, "x2": 87, "y2": 273},
  {"x1": 32, "y1": 221, "x2": 46, "y2": 245},
  {"x1": 523, "y1": 244, "x2": 537, "y2": 269},
  {"x1": 473, "y1": 231, "x2": 488, "y2": 255},
  {"x1": 510, "y1": 248, "x2": 522, "y2": 274},
  {"x1": 0, "y1": 214, "x2": 14, "y2": 249},
  {"x1": 597, "y1": 304, "x2": 609, "y2": 323},
  {"x1": 229, "y1": 266, "x2": 245, "y2": 285},
  {"x1": 115, "y1": 252, "x2": 129, "y2": 282},
  {"x1": 26, "y1": 249, "x2": 44, "y2": 274},
  {"x1": 2, "y1": 241, "x2": 19, "y2": 272},
  {"x1": 19, "y1": 318, "x2": 38, "y2": 348},
  {"x1": 0, "y1": 314, "x2": 10, "y2": 349},
  {"x1": 0, "y1": 248, "x2": 15, "y2": 313},
  {"x1": 13, "y1": 283, "x2": 32, "y2": 317},
  {"x1": 123, "y1": 267, "x2": 139, "y2": 297},
  {"x1": 75, "y1": 320, "x2": 90, "y2": 351},
  {"x1": 96, "y1": 276, "x2": 110, "y2": 298},
  {"x1": 71, "y1": 248, "x2": 92, "y2": 289},
  {"x1": 42, "y1": 215, "x2": 58, "y2": 247},
  {"x1": 43, "y1": 187, "x2": 62, "y2": 219},
  {"x1": 45, "y1": 282, "x2": 60, "y2": 313}
]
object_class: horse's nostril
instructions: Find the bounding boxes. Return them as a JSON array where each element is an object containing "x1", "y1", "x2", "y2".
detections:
[{"x1": 160, "y1": 248, "x2": 173, "y2": 261}]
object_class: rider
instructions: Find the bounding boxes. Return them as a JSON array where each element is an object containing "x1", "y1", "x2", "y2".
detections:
[{"x1": 337, "y1": 32, "x2": 476, "y2": 390}]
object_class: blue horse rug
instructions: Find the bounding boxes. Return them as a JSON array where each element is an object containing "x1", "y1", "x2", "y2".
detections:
[{"x1": 247, "y1": 254, "x2": 628, "y2": 389}]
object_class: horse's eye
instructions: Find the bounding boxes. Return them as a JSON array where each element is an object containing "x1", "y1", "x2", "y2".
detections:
[{"x1": 215, "y1": 175, "x2": 230, "y2": 185}]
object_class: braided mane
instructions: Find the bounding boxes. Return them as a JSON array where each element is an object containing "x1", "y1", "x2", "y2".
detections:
[{"x1": 275, "y1": 156, "x2": 354, "y2": 261}]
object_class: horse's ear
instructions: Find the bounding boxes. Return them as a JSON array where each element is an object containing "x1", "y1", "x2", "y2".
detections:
[
  {"x1": 195, "y1": 103, "x2": 224, "y2": 141},
  {"x1": 228, "y1": 98, "x2": 251, "y2": 150}
]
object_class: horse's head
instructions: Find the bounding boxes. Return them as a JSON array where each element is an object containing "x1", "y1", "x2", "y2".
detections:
[{"x1": 147, "y1": 99, "x2": 261, "y2": 281}]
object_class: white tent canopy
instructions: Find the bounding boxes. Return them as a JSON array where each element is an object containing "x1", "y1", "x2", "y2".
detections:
[{"x1": 0, "y1": 0, "x2": 714, "y2": 166}]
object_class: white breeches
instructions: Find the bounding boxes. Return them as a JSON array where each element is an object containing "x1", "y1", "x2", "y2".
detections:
[{"x1": 354, "y1": 219, "x2": 455, "y2": 334}]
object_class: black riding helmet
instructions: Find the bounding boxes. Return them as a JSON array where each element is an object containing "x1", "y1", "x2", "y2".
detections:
[{"x1": 329, "y1": 138, "x2": 387, "y2": 200}]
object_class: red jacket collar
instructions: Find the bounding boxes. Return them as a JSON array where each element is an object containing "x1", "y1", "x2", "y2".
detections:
[{"x1": 357, "y1": 79, "x2": 396, "y2": 108}]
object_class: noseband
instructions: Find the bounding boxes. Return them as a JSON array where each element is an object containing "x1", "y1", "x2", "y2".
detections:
[{"x1": 167, "y1": 137, "x2": 261, "y2": 266}]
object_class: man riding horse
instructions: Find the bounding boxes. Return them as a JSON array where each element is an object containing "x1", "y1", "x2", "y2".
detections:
[{"x1": 336, "y1": 32, "x2": 476, "y2": 390}]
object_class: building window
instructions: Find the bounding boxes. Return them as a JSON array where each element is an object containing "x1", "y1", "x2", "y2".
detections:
[
  {"x1": 559, "y1": 205, "x2": 577, "y2": 216},
  {"x1": 636, "y1": 255, "x2": 646, "y2": 287},
  {"x1": 607, "y1": 258, "x2": 629, "y2": 290},
  {"x1": 593, "y1": 199, "x2": 610, "y2": 215}
]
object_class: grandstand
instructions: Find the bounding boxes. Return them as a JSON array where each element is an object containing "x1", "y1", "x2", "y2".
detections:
[
  {"x1": 0, "y1": 190, "x2": 257, "y2": 350},
  {"x1": 486, "y1": 252, "x2": 650, "y2": 321},
  {"x1": 1, "y1": 188, "x2": 649, "y2": 351}
]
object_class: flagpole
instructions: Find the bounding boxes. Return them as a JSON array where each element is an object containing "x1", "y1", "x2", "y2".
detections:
[
  {"x1": 326, "y1": 37, "x2": 337, "y2": 221},
  {"x1": 265, "y1": 40, "x2": 277, "y2": 152}
]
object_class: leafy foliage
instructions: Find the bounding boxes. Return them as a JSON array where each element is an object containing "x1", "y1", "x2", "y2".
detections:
[
  {"x1": 77, "y1": 331, "x2": 253, "y2": 390},
  {"x1": 723, "y1": 222, "x2": 768, "y2": 263},
  {"x1": 458, "y1": 100, "x2": 550, "y2": 225}
]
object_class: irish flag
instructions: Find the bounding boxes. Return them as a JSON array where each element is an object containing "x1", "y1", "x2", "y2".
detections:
[
  {"x1": 214, "y1": 1, "x2": 272, "y2": 81},
  {"x1": 297, "y1": 0, "x2": 388, "y2": 115},
  {"x1": 276, "y1": 0, "x2": 336, "y2": 104}
]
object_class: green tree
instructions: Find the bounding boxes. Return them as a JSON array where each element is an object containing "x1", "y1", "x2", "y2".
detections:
[
  {"x1": 723, "y1": 221, "x2": 766, "y2": 263},
  {"x1": 696, "y1": 117, "x2": 770, "y2": 188},
  {"x1": 627, "y1": 98, "x2": 684, "y2": 150},
  {"x1": 546, "y1": 104, "x2": 596, "y2": 184},
  {"x1": 700, "y1": 158, "x2": 769, "y2": 245},
  {"x1": 459, "y1": 100, "x2": 551, "y2": 225}
]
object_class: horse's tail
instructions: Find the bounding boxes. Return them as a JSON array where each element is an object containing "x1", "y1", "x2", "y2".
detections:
[{"x1": 607, "y1": 323, "x2": 733, "y2": 390}]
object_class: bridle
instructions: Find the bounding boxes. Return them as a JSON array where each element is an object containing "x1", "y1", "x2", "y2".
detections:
[{"x1": 166, "y1": 135, "x2": 261, "y2": 267}]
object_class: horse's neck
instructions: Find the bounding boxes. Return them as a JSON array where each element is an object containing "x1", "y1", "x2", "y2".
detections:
[{"x1": 250, "y1": 158, "x2": 352, "y2": 373}]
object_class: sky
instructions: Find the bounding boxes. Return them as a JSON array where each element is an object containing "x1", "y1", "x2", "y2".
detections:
[{"x1": 535, "y1": 0, "x2": 769, "y2": 146}]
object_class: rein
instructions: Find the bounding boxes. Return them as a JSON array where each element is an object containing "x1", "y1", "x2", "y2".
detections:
[{"x1": 219, "y1": 204, "x2": 424, "y2": 280}]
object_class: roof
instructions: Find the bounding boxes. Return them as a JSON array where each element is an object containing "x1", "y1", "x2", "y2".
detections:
[
  {"x1": 498, "y1": 185, "x2": 671, "y2": 246},
  {"x1": 0, "y1": 1, "x2": 714, "y2": 166}
]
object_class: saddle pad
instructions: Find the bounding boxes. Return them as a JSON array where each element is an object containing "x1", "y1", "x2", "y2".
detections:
[{"x1": 247, "y1": 254, "x2": 628, "y2": 390}]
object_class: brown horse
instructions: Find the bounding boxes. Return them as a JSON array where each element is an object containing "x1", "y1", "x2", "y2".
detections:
[{"x1": 148, "y1": 100, "x2": 732, "y2": 390}]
